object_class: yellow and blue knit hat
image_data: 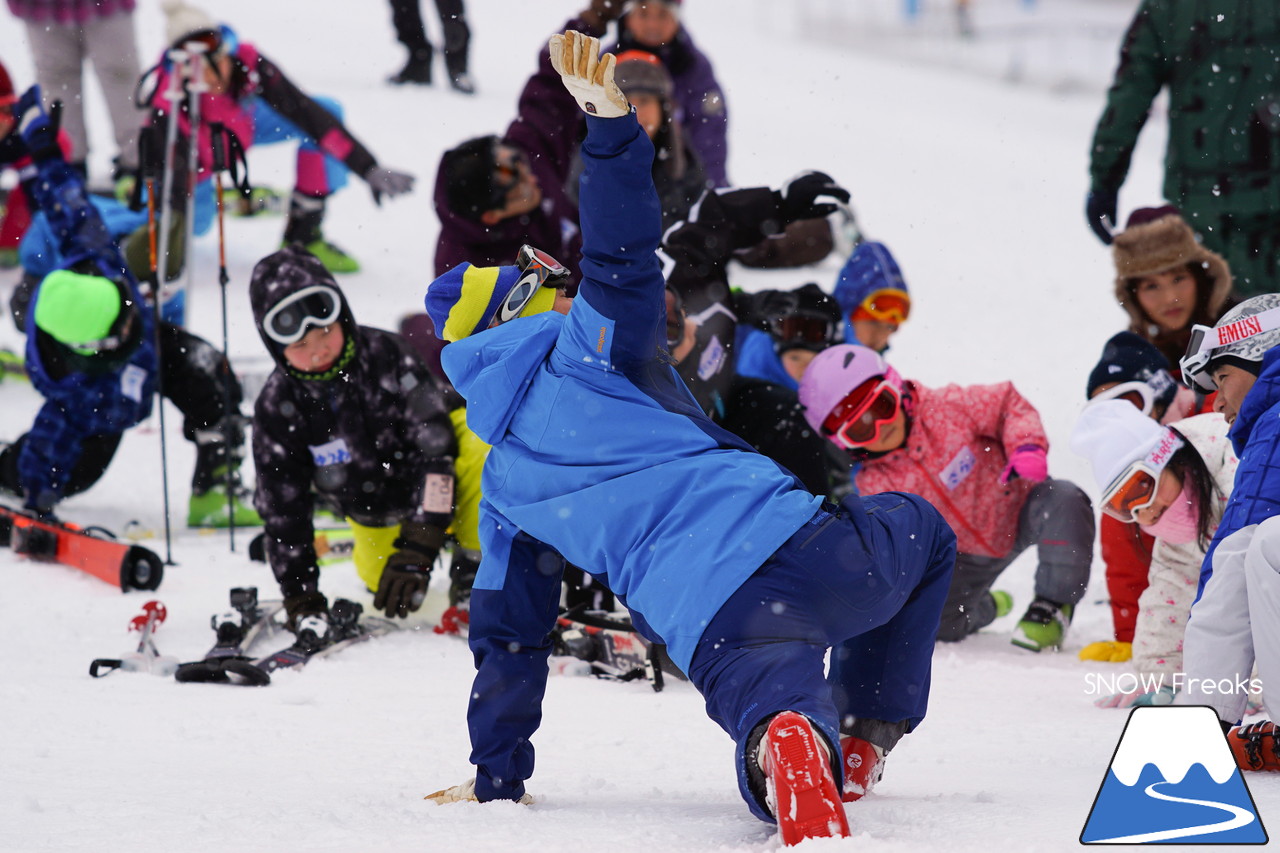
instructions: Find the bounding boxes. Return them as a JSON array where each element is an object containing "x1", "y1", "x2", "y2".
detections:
[{"x1": 425, "y1": 262, "x2": 558, "y2": 342}]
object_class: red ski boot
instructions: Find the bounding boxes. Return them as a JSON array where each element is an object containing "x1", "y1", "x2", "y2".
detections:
[
  {"x1": 1230, "y1": 721, "x2": 1280, "y2": 772},
  {"x1": 759, "y1": 712, "x2": 851, "y2": 846},
  {"x1": 841, "y1": 735, "x2": 886, "y2": 801}
]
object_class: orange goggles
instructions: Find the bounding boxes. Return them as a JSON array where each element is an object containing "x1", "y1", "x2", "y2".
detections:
[
  {"x1": 1100, "y1": 431, "x2": 1185, "y2": 522},
  {"x1": 1101, "y1": 463, "x2": 1160, "y2": 523},
  {"x1": 852, "y1": 288, "x2": 911, "y2": 326},
  {"x1": 821, "y1": 377, "x2": 901, "y2": 449}
]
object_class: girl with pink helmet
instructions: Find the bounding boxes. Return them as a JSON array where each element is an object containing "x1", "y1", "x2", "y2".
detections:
[{"x1": 799, "y1": 344, "x2": 1096, "y2": 652}]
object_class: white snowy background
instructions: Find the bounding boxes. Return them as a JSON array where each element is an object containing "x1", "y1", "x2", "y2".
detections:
[{"x1": 2, "y1": 1, "x2": 1275, "y2": 850}]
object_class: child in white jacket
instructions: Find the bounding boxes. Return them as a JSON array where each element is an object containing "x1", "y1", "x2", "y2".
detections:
[{"x1": 1072, "y1": 401, "x2": 1238, "y2": 706}]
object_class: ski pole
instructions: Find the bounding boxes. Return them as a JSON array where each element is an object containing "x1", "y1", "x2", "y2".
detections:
[
  {"x1": 178, "y1": 44, "x2": 208, "y2": 329},
  {"x1": 210, "y1": 123, "x2": 236, "y2": 553},
  {"x1": 151, "y1": 48, "x2": 188, "y2": 567}
]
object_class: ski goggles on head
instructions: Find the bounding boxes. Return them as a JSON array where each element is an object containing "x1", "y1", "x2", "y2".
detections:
[
  {"x1": 821, "y1": 377, "x2": 902, "y2": 450},
  {"x1": 1180, "y1": 305, "x2": 1280, "y2": 390},
  {"x1": 769, "y1": 310, "x2": 839, "y2": 352},
  {"x1": 175, "y1": 24, "x2": 237, "y2": 58},
  {"x1": 1100, "y1": 431, "x2": 1185, "y2": 522},
  {"x1": 1093, "y1": 380, "x2": 1157, "y2": 415},
  {"x1": 494, "y1": 245, "x2": 570, "y2": 326},
  {"x1": 852, "y1": 288, "x2": 911, "y2": 326},
  {"x1": 65, "y1": 304, "x2": 138, "y2": 355},
  {"x1": 263, "y1": 285, "x2": 343, "y2": 346}
]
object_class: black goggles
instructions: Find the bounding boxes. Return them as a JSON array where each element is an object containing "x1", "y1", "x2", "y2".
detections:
[
  {"x1": 494, "y1": 245, "x2": 569, "y2": 326},
  {"x1": 769, "y1": 310, "x2": 839, "y2": 352},
  {"x1": 263, "y1": 285, "x2": 342, "y2": 345}
]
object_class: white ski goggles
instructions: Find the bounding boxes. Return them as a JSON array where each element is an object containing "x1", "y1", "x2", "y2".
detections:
[
  {"x1": 1180, "y1": 306, "x2": 1280, "y2": 392},
  {"x1": 263, "y1": 285, "x2": 342, "y2": 346},
  {"x1": 1092, "y1": 371, "x2": 1176, "y2": 416}
]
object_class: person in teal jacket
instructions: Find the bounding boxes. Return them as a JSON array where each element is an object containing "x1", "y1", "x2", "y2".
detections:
[
  {"x1": 1086, "y1": 0, "x2": 1280, "y2": 297},
  {"x1": 421, "y1": 31, "x2": 956, "y2": 846}
]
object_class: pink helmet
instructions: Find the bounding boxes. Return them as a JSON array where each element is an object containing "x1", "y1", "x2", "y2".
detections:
[{"x1": 798, "y1": 344, "x2": 903, "y2": 435}]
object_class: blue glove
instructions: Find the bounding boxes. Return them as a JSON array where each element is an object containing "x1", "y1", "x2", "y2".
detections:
[
  {"x1": 1085, "y1": 189, "x2": 1117, "y2": 245},
  {"x1": 14, "y1": 84, "x2": 42, "y2": 123},
  {"x1": 20, "y1": 97, "x2": 63, "y2": 162}
]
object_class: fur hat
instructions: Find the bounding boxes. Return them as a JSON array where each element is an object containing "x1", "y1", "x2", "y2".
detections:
[
  {"x1": 1111, "y1": 206, "x2": 1233, "y2": 330},
  {"x1": 162, "y1": 0, "x2": 219, "y2": 49}
]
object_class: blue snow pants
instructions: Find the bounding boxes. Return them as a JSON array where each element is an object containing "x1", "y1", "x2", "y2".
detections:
[{"x1": 685, "y1": 491, "x2": 956, "y2": 821}]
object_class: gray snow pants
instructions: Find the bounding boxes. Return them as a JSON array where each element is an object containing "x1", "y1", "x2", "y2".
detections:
[
  {"x1": 23, "y1": 10, "x2": 141, "y2": 170},
  {"x1": 936, "y1": 477, "x2": 1094, "y2": 642}
]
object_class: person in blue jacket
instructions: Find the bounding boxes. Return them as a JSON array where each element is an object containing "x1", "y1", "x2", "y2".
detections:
[
  {"x1": 0, "y1": 97, "x2": 258, "y2": 527},
  {"x1": 1174, "y1": 293, "x2": 1280, "y2": 768},
  {"x1": 421, "y1": 31, "x2": 956, "y2": 846}
]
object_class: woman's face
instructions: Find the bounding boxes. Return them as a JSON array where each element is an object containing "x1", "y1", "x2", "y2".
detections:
[
  {"x1": 283, "y1": 322, "x2": 345, "y2": 373},
  {"x1": 1132, "y1": 467, "x2": 1184, "y2": 527},
  {"x1": 1133, "y1": 267, "x2": 1196, "y2": 334}
]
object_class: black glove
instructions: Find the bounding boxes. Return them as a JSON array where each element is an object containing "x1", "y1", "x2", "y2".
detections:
[
  {"x1": 283, "y1": 589, "x2": 329, "y2": 632},
  {"x1": 1086, "y1": 189, "x2": 1118, "y2": 245},
  {"x1": 776, "y1": 170, "x2": 851, "y2": 223},
  {"x1": 373, "y1": 521, "x2": 444, "y2": 618},
  {"x1": 366, "y1": 166, "x2": 415, "y2": 206},
  {"x1": 20, "y1": 98, "x2": 64, "y2": 163},
  {"x1": 587, "y1": 0, "x2": 626, "y2": 24}
]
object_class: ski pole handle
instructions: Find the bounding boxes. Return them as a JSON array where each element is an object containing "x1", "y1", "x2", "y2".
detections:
[{"x1": 89, "y1": 658, "x2": 123, "y2": 678}]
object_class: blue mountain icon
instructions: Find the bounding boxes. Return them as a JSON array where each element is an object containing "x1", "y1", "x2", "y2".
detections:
[{"x1": 1081, "y1": 706, "x2": 1268, "y2": 844}]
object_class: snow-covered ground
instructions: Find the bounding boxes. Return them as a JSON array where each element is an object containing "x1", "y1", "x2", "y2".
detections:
[{"x1": 3, "y1": 1, "x2": 1272, "y2": 851}]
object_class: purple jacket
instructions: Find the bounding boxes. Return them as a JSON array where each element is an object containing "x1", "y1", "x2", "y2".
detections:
[
  {"x1": 612, "y1": 21, "x2": 729, "y2": 187},
  {"x1": 432, "y1": 15, "x2": 598, "y2": 280},
  {"x1": 6, "y1": 0, "x2": 134, "y2": 23}
]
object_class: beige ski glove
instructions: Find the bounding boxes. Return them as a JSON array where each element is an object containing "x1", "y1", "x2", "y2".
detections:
[
  {"x1": 548, "y1": 30, "x2": 630, "y2": 118},
  {"x1": 425, "y1": 777, "x2": 535, "y2": 805}
]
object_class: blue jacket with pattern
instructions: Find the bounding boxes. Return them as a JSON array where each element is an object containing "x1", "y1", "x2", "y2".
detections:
[
  {"x1": 1197, "y1": 347, "x2": 1280, "y2": 597},
  {"x1": 18, "y1": 156, "x2": 157, "y2": 512}
]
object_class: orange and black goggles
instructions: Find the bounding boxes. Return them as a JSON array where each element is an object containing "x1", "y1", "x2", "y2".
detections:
[
  {"x1": 1100, "y1": 434, "x2": 1186, "y2": 522},
  {"x1": 821, "y1": 377, "x2": 902, "y2": 450},
  {"x1": 851, "y1": 288, "x2": 911, "y2": 326}
]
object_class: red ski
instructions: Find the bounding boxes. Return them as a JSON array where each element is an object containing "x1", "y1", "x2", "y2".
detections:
[{"x1": 0, "y1": 505, "x2": 164, "y2": 591}]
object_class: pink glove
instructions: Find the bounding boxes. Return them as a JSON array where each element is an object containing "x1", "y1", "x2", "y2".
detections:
[{"x1": 1000, "y1": 445, "x2": 1048, "y2": 485}]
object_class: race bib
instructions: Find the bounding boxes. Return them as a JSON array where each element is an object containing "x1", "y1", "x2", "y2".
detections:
[
  {"x1": 939, "y1": 446, "x2": 977, "y2": 491},
  {"x1": 698, "y1": 334, "x2": 726, "y2": 381},
  {"x1": 309, "y1": 438, "x2": 352, "y2": 467},
  {"x1": 121, "y1": 364, "x2": 147, "y2": 403},
  {"x1": 422, "y1": 473, "x2": 455, "y2": 514}
]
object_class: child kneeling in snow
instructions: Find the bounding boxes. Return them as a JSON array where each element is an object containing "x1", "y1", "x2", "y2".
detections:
[
  {"x1": 799, "y1": 344, "x2": 1095, "y2": 651},
  {"x1": 1071, "y1": 400, "x2": 1237, "y2": 707}
]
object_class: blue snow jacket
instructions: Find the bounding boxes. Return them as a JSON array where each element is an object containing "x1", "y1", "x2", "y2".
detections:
[
  {"x1": 1196, "y1": 347, "x2": 1280, "y2": 598},
  {"x1": 19, "y1": 157, "x2": 157, "y2": 512},
  {"x1": 440, "y1": 113, "x2": 820, "y2": 803},
  {"x1": 734, "y1": 324, "x2": 797, "y2": 391}
]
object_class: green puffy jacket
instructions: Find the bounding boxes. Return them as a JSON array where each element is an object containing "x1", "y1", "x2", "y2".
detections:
[{"x1": 1090, "y1": 0, "x2": 1280, "y2": 217}]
